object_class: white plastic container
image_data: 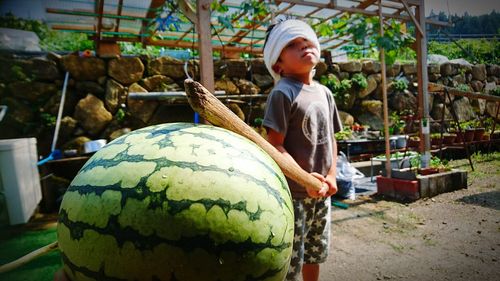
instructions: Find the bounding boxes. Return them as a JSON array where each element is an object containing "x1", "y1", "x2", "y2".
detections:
[{"x1": 0, "y1": 138, "x2": 42, "y2": 225}]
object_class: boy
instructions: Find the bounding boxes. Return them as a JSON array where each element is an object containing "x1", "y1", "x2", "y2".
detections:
[{"x1": 262, "y1": 19, "x2": 342, "y2": 281}]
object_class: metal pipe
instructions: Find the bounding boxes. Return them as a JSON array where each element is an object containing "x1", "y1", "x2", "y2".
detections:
[
  {"x1": 128, "y1": 91, "x2": 270, "y2": 101},
  {"x1": 0, "y1": 105, "x2": 7, "y2": 122},
  {"x1": 51, "y1": 72, "x2": 70, "y2": 152}
]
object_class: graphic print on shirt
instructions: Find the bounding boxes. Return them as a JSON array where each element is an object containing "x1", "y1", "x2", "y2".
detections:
[{"x1": 302, "y1": 101, "x2": 329, "y2": 145}]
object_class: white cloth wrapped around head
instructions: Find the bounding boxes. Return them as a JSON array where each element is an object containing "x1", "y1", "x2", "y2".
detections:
[{"x1": 263, "y1": 19, "x2": 321, "y2": 82}]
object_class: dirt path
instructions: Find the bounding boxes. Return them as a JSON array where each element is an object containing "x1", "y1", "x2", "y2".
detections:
[{"x1": 320, "y1": 153, "x2": 500, "y2": 281}]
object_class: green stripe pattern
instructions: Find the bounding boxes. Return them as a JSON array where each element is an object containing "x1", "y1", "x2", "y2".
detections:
[{"x1": 57, "y1": 123, "x2": 293, "y2": 281}]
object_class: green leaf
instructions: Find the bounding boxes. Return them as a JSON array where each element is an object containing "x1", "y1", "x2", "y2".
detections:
[{"x1": 217, "y1": 15, "x2": 234, "y2": 31}]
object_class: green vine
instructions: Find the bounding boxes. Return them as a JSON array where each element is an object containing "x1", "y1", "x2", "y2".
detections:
[
  {"x1": 314, "y1": 14, "x2": 415, "y2": 65},
  {"x1": 351, "y1": 73, "x2": 368, "y2": 89},
  {"x1": 392, "y1": 77, "x2": 409, "y2": 91},
  {"x1": 489, "y1": 87, "x2": 500, "y2": 96},
  {"x1": 40, "y1": 113, "x2": 56, "y2": 127},
  {"x1": 212, "y1": 0, "x2": 269, "y2": 31}
]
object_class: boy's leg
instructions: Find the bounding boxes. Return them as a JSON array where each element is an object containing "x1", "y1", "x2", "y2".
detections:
[
  {"x1": 286, "y1": 199, "x2": 306, "y2": 281},
  {"x1": 302, "y1": 263, "x2": 320, "y2": 281},
  {"x1": 302, "y1": 197, "x2": 332, "y2": 279}
]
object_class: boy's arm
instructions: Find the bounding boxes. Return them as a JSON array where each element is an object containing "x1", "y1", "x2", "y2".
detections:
[
  {"x1": 267, "y1": 128, "x2": 327, "y2": 198},
  {"x1": 324, "y1": 137, "x2": 339, "y2": 196}
]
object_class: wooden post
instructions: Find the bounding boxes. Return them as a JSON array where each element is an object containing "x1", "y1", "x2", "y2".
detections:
[
  {"x1": 196, "y1": 0, "x2": 215, "y2": 94},
  {"x1": 379, "y1": 0, "x2": 391, "y2": 178},
  {"x1": 416, "y1": 0, "x2": 431, "y2": 168}
]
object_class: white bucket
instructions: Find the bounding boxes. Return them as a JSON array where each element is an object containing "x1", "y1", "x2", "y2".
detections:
[{"x1": 83, "y1": 139, "x2": 107, "y2": 154}]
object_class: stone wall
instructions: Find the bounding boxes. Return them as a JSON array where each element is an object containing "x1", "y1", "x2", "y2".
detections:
[{"x1": 0, "y1": 52, "x2": 499, "y2": 156}]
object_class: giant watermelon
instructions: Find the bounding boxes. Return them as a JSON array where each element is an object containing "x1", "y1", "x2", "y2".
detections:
[{"x1": 57, "y1": 122, "x2": 294, "y2": 281}]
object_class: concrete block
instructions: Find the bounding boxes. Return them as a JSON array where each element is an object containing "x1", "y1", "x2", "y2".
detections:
[
  {"x1": 419, "y1": 177, "x2": 430, "y2": 198},
  {"x1": 417, "y1": 170, "x2": 468, "y2": 199}
]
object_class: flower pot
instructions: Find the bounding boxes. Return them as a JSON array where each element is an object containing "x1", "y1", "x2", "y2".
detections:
[
  {"x1": 464, "y1": 129, "x2": 475, "y2": 143},
  {"x1": 395, "y1": 135, "x2": 408, "y2": 148},
  {"x1": 442, "y1": 134, "x2": 456, "y2": 145},
  {"x1": 431, "y1": 137, "x2": 442, "y2": 146},
  {"x1": 408, "y1": 138, "x2": 420, "y2": 148},
  {"x1": 473, "y1": 128, "x2": 485, "y2": 141},
  {"x1": 418, "y1": 167, "x2": 440, "y2": 175},
  {"x1": 454, "y1": 131, "x2": 464, "y2": 143}
]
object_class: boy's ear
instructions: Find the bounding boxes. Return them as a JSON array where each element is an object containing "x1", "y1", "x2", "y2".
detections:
[{"x1": 272, "y1": 64, "x2": 281, "y2": 75}]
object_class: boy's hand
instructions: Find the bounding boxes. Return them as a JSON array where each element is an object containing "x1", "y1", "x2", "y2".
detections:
[
  {"x1": 306, "y1": 172, "x2": 328, "y2": 198},
  {"x1": 324, "y1": 175, "x2": 338, "y2": 197}
]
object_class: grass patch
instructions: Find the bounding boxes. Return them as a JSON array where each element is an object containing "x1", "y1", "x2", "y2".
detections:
[{"x1": 0, "y1": 227, "x2": 61, "y2": 281}]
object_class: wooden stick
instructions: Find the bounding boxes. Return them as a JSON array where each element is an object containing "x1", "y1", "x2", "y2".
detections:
[
  {"x1": 428, "y1": 82, "x2": 500, "y2": 103},
  {"x1": 0, "y1": 241, "x2": 58, "y2": 274},
  {"x1": 184, "y1": 79, "x2": 324, "y2": 192}
]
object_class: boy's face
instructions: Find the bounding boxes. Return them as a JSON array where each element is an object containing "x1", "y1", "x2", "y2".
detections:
[{"x1": 273, "y1": 37, "x2": 320, "y2": 77}]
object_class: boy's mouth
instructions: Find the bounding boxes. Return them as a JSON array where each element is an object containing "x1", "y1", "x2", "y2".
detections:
[{"x1": 302, "y1": 51, "x2": 316, "y2": 58}]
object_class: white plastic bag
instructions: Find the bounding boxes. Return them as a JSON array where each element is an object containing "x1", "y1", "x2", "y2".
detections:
[{"x1": 336, "y1": 152, "x2": 365, "y2": 200}]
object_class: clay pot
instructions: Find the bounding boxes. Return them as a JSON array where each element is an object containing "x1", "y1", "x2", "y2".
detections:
[
  {"x1": 442, "y1": 134, "x2": 456, "y2": 145},
  {"x1": 431, "y1": 137, "x2": 442, "y2": 146},
  {"x1": 464, "y1": 129, "x2": 475, "y2": 143},
  {"x1": 418, "y1": 167, "x2": 439, "y2": 175},
  {"x1": 473, "y1": 128, "x2": 485, "y2": 141}
]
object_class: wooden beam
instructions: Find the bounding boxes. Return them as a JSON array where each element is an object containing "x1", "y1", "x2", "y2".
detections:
[
  {"x1": 178, "y1": 0, "x2": 196, "y2": 23},
  {"x1": 312, "y1": 0, "x2": 376, "y2": 28},
  {"x1": 399, "y1": 0, "x2": 424, "y2": 36},
  {"x1": 378, "y1": 0, "x2": 392, "y2": 178},
  {"x1": 91, "y1": 36, "x2": 142, "y2": 42},
  {"x1": 226, "y1": 0, "x2": 269, "y2": 45},
  {"x1": 52, "y1": 24, "x2": 95, "y2": 31},
  {"x1": 239, "y1": 2, "x2": 296, "y2": 46},
  {"x1": 351, "y1": 0, "x2": 404, "y2": 10},
  {"x1": 415, "y1": 0, "x2": 430, "y2": 168},
  {"x1": 196, "y1": 0, "x2": 215, "y2": 93},
  {"x1": 387, "y1": 0, "x2": 420, "y2": 6},
  {"x1": 114, "y1": 0, "x2": 123, "y2": 33},
  {"x1": 429, "y1": 83, "x2": 500, "y2": 103},
  {"x1": 95, "y1": 0, "x2": 104, "y2": 42},
  {"x1": 53, "y1": 24, "x2": 140, "y2": 35},
  {"x1": 46, "y1": 8, "x2": 150, "y2": 21},
  {"x1": 278, "y1": 0, "x2": 450, "y2": 26},
  {"x1": 140, "y1": 0, "x2": 165, "y2": 41}
]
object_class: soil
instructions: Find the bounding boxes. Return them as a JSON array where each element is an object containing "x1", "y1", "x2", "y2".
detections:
[{"x1": 321, "y1": 153, "x2": 500, "y2": 281}]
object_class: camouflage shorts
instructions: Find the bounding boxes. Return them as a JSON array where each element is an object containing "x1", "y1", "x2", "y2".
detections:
[{"x1": 286, "y1": 196, "x2": 331, "y2": 281}]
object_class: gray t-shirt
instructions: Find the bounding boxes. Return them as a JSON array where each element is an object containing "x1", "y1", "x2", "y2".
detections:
[{"x1": 263, "y1": 77, "x2": 342, "y2": 198}]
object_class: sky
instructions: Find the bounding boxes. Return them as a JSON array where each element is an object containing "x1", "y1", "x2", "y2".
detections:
[{"x1": 0, "y1": 0, "x2": 498, "y2": 19}]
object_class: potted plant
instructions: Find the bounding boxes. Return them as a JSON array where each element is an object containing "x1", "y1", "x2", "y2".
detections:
[
  {"x1": 470, "y1": 119, "x2": 486, "y2": 141},
  {"x1": 389, "y1": 111, "x2": 406, "y2": 136},
  {"x1": 417, "y1": 156, "x2": 451, "y2": 175},
  {"x1": 430, "y1": 133, "x2": 443, "y2": 146},
  {"x1": 408, "y1": 135, "x2": 420, "y2": 148},
  {"x1": 335, "y1": 128, "x2": 353, "y2": 141},
  {"x1": 373, "y1": 151, "x2": 418, "y2": 170},
  {"x1": 442, "y1": 133, "x2": 456, "y2": 145},
  {"x1": 459, "y1": 121, "x2": 476, "y2": 143}
]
